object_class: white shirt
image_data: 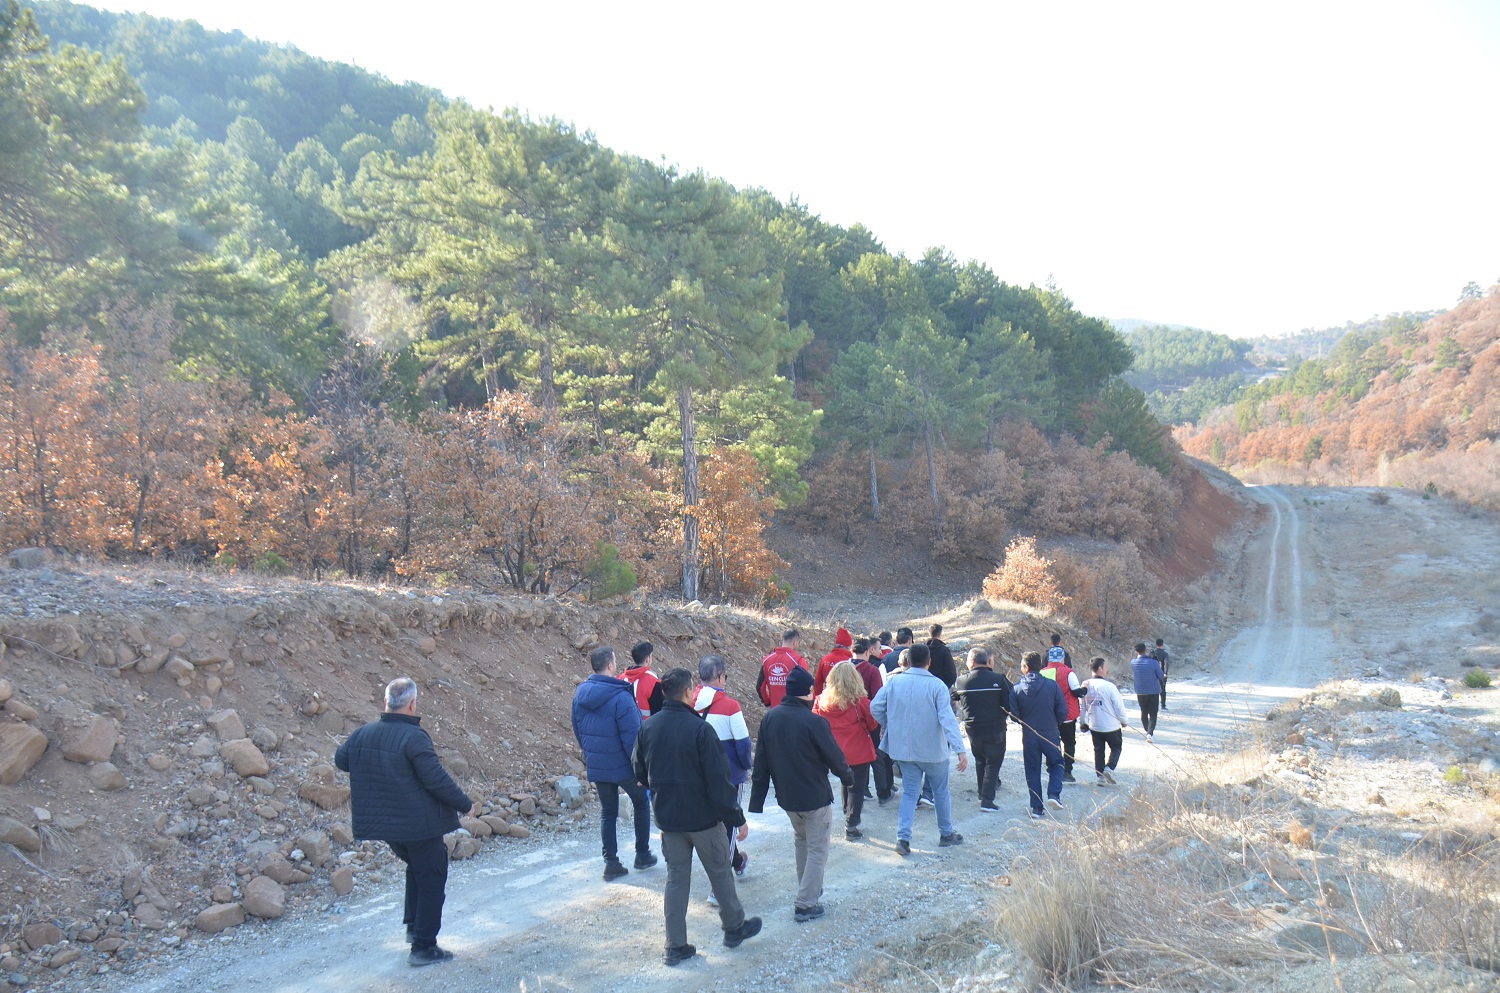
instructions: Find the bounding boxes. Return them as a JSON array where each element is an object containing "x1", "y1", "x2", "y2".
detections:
[{"x1": 1083, "y1": 677, "x2": 1128, "y2": 733}]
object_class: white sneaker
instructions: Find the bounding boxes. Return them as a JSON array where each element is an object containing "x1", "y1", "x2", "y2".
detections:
[
  {"x1": 1045, "y1": 797, "x2": 1064, "y2": 810},
  {"x1": 917, "y1": 797, "x2": 935, "y2": 809},
  {"x1": 707, "y1": 892, "x2": 719, "y2": 907},
  {"x1": 1102, "y1": 769, "x2": 1117, "y2": 784},
  {"x1": 1146, "y1": 733, "x2": 1154, "y2": 743}
]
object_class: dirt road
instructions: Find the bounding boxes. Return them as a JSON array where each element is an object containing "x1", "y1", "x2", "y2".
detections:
[{"x1": 84, "y1": 483, "x2": 1499, "y2": 993}]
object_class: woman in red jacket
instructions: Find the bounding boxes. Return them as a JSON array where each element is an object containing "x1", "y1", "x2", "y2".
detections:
[{"x1": 813, "y1": 661, "x2": 880, "y2": 841}]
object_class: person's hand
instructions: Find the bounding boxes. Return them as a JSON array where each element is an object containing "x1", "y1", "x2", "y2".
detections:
[
  {"x1": 736, "y1": 823, "x2": 749, "y2": 842},
  {"x1": 956, "y1": 753, "x2": 969, "y2": 773},
  {"x1": 466, "y1": 804, "x2": 479, "y2": 818}
]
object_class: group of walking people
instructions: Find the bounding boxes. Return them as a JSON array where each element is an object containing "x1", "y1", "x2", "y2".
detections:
[{"x1": 330, "y1": 626, "x2": 1173, "y2": 969}]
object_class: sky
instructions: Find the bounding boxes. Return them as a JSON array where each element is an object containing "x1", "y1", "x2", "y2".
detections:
[{"x1": 88, "y1": 0, "x2": 1500, "y2": 339}]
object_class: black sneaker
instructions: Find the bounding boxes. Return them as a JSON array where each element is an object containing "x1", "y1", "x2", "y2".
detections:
[
  {"x1": 603, "y1": 860, "x2": 629, "y2": 881},
  {"x1": 723, "y1": 916, "x2": 763, "y2": 948},
  {"x1": 895, "y1": 839, "x2": 911, "y2": 856},
  {"x1": 878, "y1": 795, "x2": 893, "y2": 807},
  {"x1": 408, "y1": 946, "x2": 454, "y2": 967},
  {"x1": 794, "y1": 904, "x2": 825, "y2": 923},
  {"x1": 634, "y1": 851, "x2": 658, "y2": 870},
  {"x1": 1062, "y1": 773, "x2": 1076, "y2": 784},
  {"x1": 663, "y1": 944, "x2": 697, "y2": 967},
  {"x1": 939, "y1": 832, "x2": 964, "y2": 847},
  {"x1": 845, "y1": 826, "x2": 862, "y2": 840},
  {"x1": 979, "y1": 802, "x2": 1000, "y2": 813}
]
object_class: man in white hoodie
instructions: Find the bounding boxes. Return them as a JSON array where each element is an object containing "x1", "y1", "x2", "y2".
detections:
[{"x1": 1081, "y1": 657, "x2": 1128, "y2": 785}]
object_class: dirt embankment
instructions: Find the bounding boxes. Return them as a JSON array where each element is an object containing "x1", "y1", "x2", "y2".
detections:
[{"x1": 0, "y1": 564, "x2": 832, "y2": 985}]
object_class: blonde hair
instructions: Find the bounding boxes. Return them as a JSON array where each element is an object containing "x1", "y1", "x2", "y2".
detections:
[{"x1": 819, "y1": 661, "x2": 866, "y2": 711}]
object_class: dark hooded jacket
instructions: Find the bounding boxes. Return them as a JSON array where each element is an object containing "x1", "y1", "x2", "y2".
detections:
[
  {"x1": 633, "y1": 699, "x2": 746, "y2": 834},
  {"x1": 571, "y1": 673, "x2": 641, "y2": 784}
]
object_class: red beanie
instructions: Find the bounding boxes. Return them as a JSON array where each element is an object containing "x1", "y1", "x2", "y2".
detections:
[{"x1": 835, "y1": 627, "x2": 852, "y2": 648}]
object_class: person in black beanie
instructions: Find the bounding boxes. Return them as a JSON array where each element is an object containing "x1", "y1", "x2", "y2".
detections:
[{"x1": 749, "y1": 665, "x2": 852, "y2": 923}]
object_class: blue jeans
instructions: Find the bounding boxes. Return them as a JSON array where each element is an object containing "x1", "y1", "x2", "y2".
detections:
[
  {"x1": 896, "y1": 758, "x2": 954, "y2": 841},
  {"x1": 1021, "y1": 735, "x2": 1064, "y2": 814}
]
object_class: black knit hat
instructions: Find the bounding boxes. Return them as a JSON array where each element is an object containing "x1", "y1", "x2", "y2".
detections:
[{"x1": 784, "y1": 667, "x2": 814, "y2": 699}]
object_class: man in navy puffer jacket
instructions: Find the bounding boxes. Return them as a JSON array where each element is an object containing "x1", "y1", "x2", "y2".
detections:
[
  {"x1": 572, "y1": 645, "x2": 658, "y2": 881},
  {"x1": 335, "y1": 677, "x2": 474, "y2": 967}
]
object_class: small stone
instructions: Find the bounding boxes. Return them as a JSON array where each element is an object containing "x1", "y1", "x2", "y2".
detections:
[
  {"x1": 30, "y1": 807, "x2": 49, "y2": 823},
  {"x1": 205, "y1": 709, "x2": 246, "y2": 741},
  {"x1": 93, "y1": 938, "x2": 123, "y2": 954},
  {"x1": 257, "y1": 856, "x2": 298, "y2": 884},
  {"x1": 460, "y1": 816, "x2": 492, "y2": 838},
  {"x1": 0, "y1": 817, "x2": 40, "y2": 853},
  {"x1": 166, "y1": 633, "x2": 187, "y2": 649},
  {"x1": 409, "y1": 636, "x2": 437, "y2": 656},
  {"x1": 211, "y1": 885, "x2": 234, "y2": 904},
  {"x1": 54, "y1": 813, "x2": 85, "y2": 830},
  {"x1": 295, "y1": 830, "x2": 331, "y2": 867},
  {"x1": 330, "y1": 824, "x2": 354, "y2": 846},
  {"x1": 249, "y1": 726, "x2": 279, "y2": 752},
  {"x1": 329, "y1": 866, "x2": 355, "y2": 896},
  {"x1": 480, "y1": 815, "x2": 511, "y2": 835},
  {"x1": 0, "y1": 680, "x2": 10, "y2": 703},
  {"x1": 87, "y1": 763, "x2": 127, "y2": 791},
  {"x1": 507, "y1": 824, "x2": 530, "y2": 840},
  {"x1": 519, "y1": 798, "x2": 536, "y2": 817},
  {"x1": 1285, "y1": 731, "x2": 1306, "y2": 745},
  {"x1": 132, "y1": 904, "x2": 164, "y2": 931},
  {"x1": 219, "y1": 739, "x2": 270, "y2": 778},
  {"x1": 241, "y1": 876, "x2": 286, "y2": 919},
  {"x1": 188, "y1": 735, "x2": 217, "y2": 759},
  {"x1": 186, "y1": 787, "x2": 214, "y2": 807},
  {"x1": 0, "y1": 723, "x2": 48, "y2": 785},
  {"x1": 247, "y1": 776, "x2": 275, "y2": 796},
  {"x1": 22, "y1": 923, "x2": 61, "y2": 949},
  {"x1": 146, "y1": 752, "x2": 172, "y2": 772},
  {"x1": 193, "y1": 903, "x2": 245, "y2": 934}
]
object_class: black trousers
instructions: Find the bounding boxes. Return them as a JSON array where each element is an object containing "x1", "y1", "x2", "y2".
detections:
[
  {"x1": 388, "y1": 836, "x2": 449, "y2": 950},
  {"x1": 1090, "y1": 728, "x2": 1122, "y2": 773},
  {"x1": 842, "y1": 763, "x2": 871, "y2": 828},
  {"x1": 1059, "y1": 719, "x2": 1077, "y2": 775},
  {"x1": 1160, "y1": 675, "x2": 1168, "y2": 708},
  {"x1": 596, "y1": 778, "x2": 651, "y2": 861},
  {"x1": 970, "y1": 732, "x2": 1006, "y2": 806},
  {"x1": 1137, "y1": 694, "x2": 1160, "y2": 735},
  {"x1": 872, "y1": 733, "x2": 894, "y2": 800}
]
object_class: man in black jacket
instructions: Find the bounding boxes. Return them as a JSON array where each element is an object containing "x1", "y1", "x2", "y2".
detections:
[
  {"x1": 926, "y1": 623, "x2": 958, "y2": 687},
  {"x1": 952, "y1": 647, "x2": 1012, "y2": 812},
  {"x1": 748, "y1": 666, "x2": 853, "y2": 924},
  {"x1": 634, "y1": 668, "x2": 762, "y2": 966},
  {"x1": 335, "y1": 677, "x2": 475, "y2": 967}
]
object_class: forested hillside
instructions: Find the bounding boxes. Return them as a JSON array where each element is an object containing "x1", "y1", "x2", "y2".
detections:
[
  {"x1": 1178, "y1": 291, "x2": 1500, "y2": 506},
  {"x1": 1, "y1": 0, "x2": 1180, "y2": 607}
]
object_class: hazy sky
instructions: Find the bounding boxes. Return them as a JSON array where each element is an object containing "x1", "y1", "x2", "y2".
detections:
[{"x1": 89, "y1": 0, "x2": 1500, "y2": 338}]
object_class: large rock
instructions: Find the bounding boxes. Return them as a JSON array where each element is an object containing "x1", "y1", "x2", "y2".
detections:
[
  {"x1": 163, "y1": 655, "x2": 195, "y2": 680},
  {"x1": 62, "y1": 715, "x2": 116, "y2": 764},
  {"x1": 205, "y1": 709, "x2": 246, "y2": 742},
  {"x1": 0, "y1": 723, "x2": 47, "y2": 785},
  {"x1": 4, "y1": 548, "x2": 53, "y2": 570},
  {"x1": 0, "y1": 817, "x2": 40, "y2": 852},
  {"x1": 297, "y1": 781, "x2": 349, "y2": 811},
  {"x1": 22, "y1": 922, "x2": 60, "y2": 949},
  {"x1": 555, "y1": 775, "x2": 584, "y2": 807},
  {"x1": 294, "y1": 829, "x2": 331, "y2": 867},
  {"x1": 0, "y1": 679, "x2": 11, "y2": 703},
  {"x1": 329, "y1": 866, "x2": 355, "y2": 897},
  {"x1": 241, "y1": 876, "x2": 286, "y2": 919},
  {"x1": 218, "y1": 739, "x2": 270, "y2": 778},
  {"x1": 87, "y1": 762, "x2": 127, "y2": 791},
  {"x1": 193, "y1": 903, "x2": 245, "y2": 934}
]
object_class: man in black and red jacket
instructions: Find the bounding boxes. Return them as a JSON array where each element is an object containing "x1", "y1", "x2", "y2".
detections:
[{"x1": 634, "y1": 668, "x2": 762, "y2": 966}]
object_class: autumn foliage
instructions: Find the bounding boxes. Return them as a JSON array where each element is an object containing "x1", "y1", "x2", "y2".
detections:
[
  {"x1": 1179, "y1": 288, "x2": 1500, "y2": 506},
  {"x1": 0, "y1": 310, "x2": 787, "y2": 603},
  {"x1": 982, "y1": 536, "x2": 1068, "y2": 614}
]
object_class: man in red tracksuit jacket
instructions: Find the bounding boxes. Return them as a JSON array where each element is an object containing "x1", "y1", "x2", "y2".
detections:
[{"x1": 756, "y1": 628, "x2": 810, "y2": 708}]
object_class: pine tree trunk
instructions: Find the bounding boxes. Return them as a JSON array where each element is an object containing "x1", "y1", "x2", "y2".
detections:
[
  {"x1": 868, "y1": 441, "x2": 881, "y2": 522},
  {"x1": 679, "y1": 381, "x2": 700, "y2": 602},
  {"x1": 538, "y1": 338, "x2": 557, "y2": 411},
  {"x1": 925, "y1": 420, "x2": 941, "y2": 534},
  {"x1": 986, "y1": 414, "x2": 996, "y2": 455}
]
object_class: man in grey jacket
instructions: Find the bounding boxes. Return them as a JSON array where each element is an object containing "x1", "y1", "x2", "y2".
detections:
[
  {"x1": 336, "y1": 677, "x2": 475, "y2": 966},
  {"x1": 870, "y1": 644, "x2": 968, "y2": 856}
]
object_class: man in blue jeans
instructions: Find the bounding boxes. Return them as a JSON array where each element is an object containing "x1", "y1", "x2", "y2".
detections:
[
  {"x1": 1009, "y1": 652, "x2": 1068, "y2": 819},
  {"x1": 870, "y1": 643, "x2": 968, "y2": 855},
  {"x1": 571, "y1": 645, "x2": 659, "y2": 881}
]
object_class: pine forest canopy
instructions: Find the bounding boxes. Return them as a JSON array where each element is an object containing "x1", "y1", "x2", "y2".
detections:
[{"x1": 2, "y1": 0, "x2": 1179, "y2": 601}]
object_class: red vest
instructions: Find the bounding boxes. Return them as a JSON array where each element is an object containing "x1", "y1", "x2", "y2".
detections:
[
  {"x1": 1041, "y1": 661, "x2": 1081, "y2": 722},
  {"x1": 758, "y1": 648, "x2": 808, "y2": 708},
  {"x1": 622, "y1": 667, "x2": 658, "y2": 720}
]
